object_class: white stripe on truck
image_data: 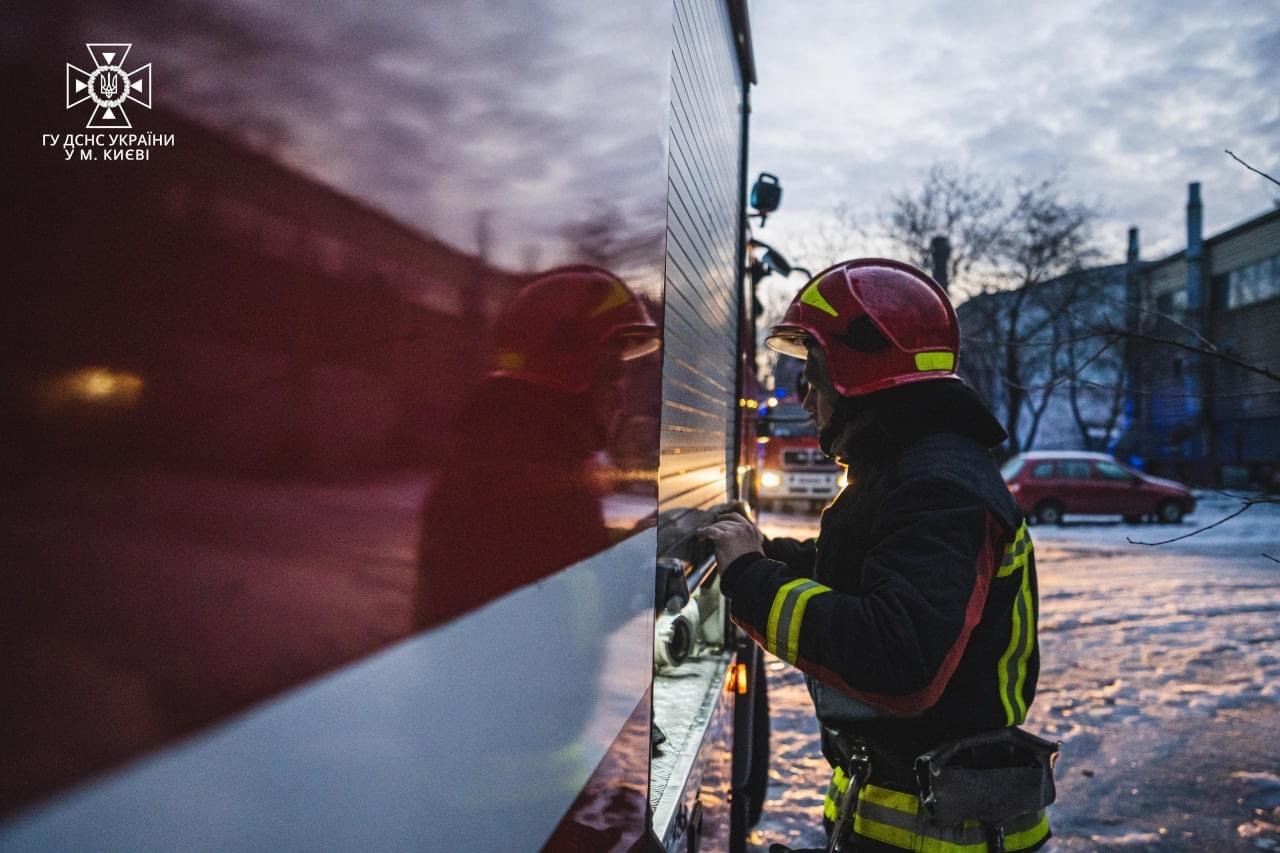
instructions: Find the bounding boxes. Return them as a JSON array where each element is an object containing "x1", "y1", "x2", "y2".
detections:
[{"x1": 0, "y1": 529, "x2": 655, "y2": 852}]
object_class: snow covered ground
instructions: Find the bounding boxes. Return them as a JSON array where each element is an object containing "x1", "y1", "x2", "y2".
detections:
[{"x1": 747, "y1": 493, "x2": 1280, "y2": 851}]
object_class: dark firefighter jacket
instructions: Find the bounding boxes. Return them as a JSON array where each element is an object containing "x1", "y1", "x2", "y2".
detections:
[{"x1": 720, "y1": 430, "x2": 1040, "y2": 750}]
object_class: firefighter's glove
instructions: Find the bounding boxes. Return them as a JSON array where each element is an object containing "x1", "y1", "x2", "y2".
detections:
[
  {"x1": 697, "y1": 511, "x2": 763, "y2": 570},
  {"x1": 707, "y1": 499, "x2": 755, "y2": 523}
]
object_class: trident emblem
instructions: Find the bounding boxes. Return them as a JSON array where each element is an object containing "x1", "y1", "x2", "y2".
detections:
[{"x1": 66, "y1": 43, "x2": 152, "y2": 129}]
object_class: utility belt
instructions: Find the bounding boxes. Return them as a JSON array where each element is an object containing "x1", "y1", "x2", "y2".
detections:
[{"x1": 822, "y1": 727, "x2": 1058, "y2": 853}]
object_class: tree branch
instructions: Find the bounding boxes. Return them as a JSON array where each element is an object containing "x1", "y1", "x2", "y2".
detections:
[
  {"x1": 1074, "y1": 379, "x2": 1280, "y2": 399},
  {"x1": 1225, "y1": 150, "x2": 1280, "y2": 189},
  {"x1": 1101, "y1": 325, "x2": 1280, "y2": 384},
  {"x1": 1128, "y1": 496, "x2": 1280, "y2": 547},
  {"x1": 963, "y1": 332, "x2": 1124, "y2": 348},
  {"x1": 1127, "y1": 501, "x2": 1253, "y2": 546},
  {"x1": 1086, "y1": 290, "x2": 1219, "y2": 352}
]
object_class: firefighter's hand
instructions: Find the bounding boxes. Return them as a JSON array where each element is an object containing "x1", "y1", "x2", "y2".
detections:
[
  {"x1": 698, "y1": 511, "x2": 764, "y2": 568},
  {"x1": 708, "y1": 500, "x2": 755, "y2": 523}
]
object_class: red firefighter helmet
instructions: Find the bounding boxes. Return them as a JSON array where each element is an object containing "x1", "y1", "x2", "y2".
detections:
[
  {"x1": 491, "y1": 265, "x2": 660, "y2": 393},
  {"x1": 765, "y1": 258, "x2": 960, "y2": 397}
]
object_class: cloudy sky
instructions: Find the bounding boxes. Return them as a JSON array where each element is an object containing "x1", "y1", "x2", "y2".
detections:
[{"x1": 746, "y1": 0, "x2": 1280, "y2": 278}]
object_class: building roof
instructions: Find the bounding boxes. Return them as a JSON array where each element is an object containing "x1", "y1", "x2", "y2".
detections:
[
  {"x1": 1141, "y1": 205, "x2": 1280, "y2": 271},
  {"x1": 955, "y1": 263, "x2": 1126, "y2": 311}
]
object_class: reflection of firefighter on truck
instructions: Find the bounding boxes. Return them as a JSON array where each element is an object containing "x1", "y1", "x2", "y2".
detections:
[{"x1": 702, "y1": 259, "x2": 1058, "y2": 853}]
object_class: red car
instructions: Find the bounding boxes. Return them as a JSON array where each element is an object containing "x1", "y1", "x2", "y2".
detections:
[{"x1": 1001, "y1": 451, "x2": 1196, "y2": 525}]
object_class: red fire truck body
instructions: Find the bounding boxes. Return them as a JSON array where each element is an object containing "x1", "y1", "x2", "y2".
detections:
[{"x1": 1, "y1": 2, "x2": 767, "y2": 850}]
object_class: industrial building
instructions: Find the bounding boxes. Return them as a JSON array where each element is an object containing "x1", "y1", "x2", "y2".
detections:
[{"x1": 1123, "y1": 186, "x2": 1280, "y2": 488}]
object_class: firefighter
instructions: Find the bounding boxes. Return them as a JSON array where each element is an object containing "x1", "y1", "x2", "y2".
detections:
[
  {"x1": 700, "y1": 259, "x2": 1055, "y2": 852},
  {"x1": 414, "y1": 264, "x2": 659, "y2": 629},
  {"x1": 411, "y1": 266, "x2": 660, "y2": 843}
]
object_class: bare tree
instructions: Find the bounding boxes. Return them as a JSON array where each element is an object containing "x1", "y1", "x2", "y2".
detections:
[
  {"x1": 880, "y1": 164, "x2": 1006, "y2": 301},
  {"x1": 964, "y1": 270, "x2": 1121, "y2": 452},
  {"x1": 877, "y1": 159, "x2": 1280, "y2": 552},
  {"x1": 787, "y1": 202, "x2": 871, "y2": 274},
  {"x1": 1040, "y1": 270, "x2": 1130, "y2": 450},
  {"x1": 882, "y1": 167, "x2": 1103, "y2": 452},
  {"x1": 1066, "y1": 341, "x2": 1127, "y2": 450},
  {"x1": 1019, "y1": 285, "x2": 1081, "y2": 451}
]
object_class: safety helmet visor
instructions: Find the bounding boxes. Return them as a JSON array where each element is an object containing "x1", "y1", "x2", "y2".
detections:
[
  {"x1": 763, "y1": 325, "x2": 810, "y2": 359},
  {"x1": 615, "y1": 327, "x2": 661, "y2": 360}
]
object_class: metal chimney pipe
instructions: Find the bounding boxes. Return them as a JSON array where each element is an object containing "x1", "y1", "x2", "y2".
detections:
[{"x1": 930, "y1": 235, "x2": 951, "y2": 293}]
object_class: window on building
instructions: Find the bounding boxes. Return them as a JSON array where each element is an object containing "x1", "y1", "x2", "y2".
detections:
[
  {"x1": 1060, "y1": 460, "x2": 1092, "y2": 479},
  {"x1": 1155, "y1": 289, "x2": 1188, "y2": 318},
  {"x1": 1225, "y1": 254, "x2": 1280, "y2": 310},
  {"x1": 1211, "y1": 273, "x2": 1229, "y2": 311}
]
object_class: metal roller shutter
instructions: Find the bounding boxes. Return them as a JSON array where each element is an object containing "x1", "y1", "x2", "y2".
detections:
[{"x1": 659, "y1": 0, "x2": 744, "y2": 513}]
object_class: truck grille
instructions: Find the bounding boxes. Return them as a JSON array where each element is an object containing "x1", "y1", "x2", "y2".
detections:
[{"x1": 782, "y1": 448, "x2": 833, "y2": 467}]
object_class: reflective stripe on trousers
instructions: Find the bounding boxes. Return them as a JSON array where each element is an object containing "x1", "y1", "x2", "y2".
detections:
[{"x1": 824, "y1": 768, "x2": 1050, "y2": 852}]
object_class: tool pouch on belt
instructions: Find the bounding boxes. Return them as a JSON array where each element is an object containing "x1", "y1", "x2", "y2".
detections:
[{"x1": 913, "y1": 727, "x2": 1059, "y2": 825}]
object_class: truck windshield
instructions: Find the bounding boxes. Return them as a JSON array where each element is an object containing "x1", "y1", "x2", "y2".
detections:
[{"x1": 762, "y1": 404, "x2": 815, "y2": 438}]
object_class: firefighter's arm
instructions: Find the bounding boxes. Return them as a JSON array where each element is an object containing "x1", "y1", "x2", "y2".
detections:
[
  {"x1": 719, "y1": 478, "x2": 993, "y2": 715},
  {"x1": 762, "y1": 536, "x2": 817, "y2": 576}
]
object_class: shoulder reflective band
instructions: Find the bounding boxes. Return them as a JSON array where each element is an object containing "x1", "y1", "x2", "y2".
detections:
[
  {"x1": 997, "y1": 520, "x2": 1036, "y2": 725},
  {"x1": 766, "y1": 578, "x2": 832, "y2": 665},
  {"x1": 914, "y1": 351, "x2": 956, "y2": 372},
  {"x1": 801, "y1": 279, "x2": 840, "y2": 317},
  {"x1": 998, "y1": 520, "x2": 1032, "y2": 578},
  {"x1": 847, "y1": 782, "x2": 1050, "y2": 852}
]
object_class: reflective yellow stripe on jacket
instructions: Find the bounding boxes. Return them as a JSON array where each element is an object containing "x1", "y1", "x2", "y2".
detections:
[
  {"x1": 766, "y1": 578, "x2": 832, "y2": 664},
  {"x1": 825, "y1": 769, "x2": 1049, "y2": 852},
  {"x1": 996, "y1": 520, "x2": 1036, "y2": 726}
]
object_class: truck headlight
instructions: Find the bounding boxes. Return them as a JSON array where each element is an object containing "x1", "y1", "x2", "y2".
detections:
[{"x1": 761, "y1": 470, "x2": 782, "y2": 489}]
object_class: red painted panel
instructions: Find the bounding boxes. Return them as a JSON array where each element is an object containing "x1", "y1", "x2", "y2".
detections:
[{"x1": 1, "y1": 0, "x2": 669, "y2": 818}]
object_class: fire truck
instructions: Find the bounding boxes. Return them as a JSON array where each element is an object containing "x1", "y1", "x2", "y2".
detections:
[
  {"x1": 756, "y1": 402, "x2": 845, "y2": 513},
  {"x1": 1, "y1": 2, "x2": 772, "y2": 851}
]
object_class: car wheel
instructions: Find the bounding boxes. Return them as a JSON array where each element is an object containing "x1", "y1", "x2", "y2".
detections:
[
  {"x1": 1035, "y1": 500, "x2": 1064, "y2": 526},
  {"x1": 1123, "y1": 514, "x2": 1143, "y2": 525},
  {"x1": 1157, "y1": 500, "x2": 1183, "y2": 524}
]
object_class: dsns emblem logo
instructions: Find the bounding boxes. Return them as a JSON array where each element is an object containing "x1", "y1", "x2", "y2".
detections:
[{"x1": 66, "y1": 43, "x2": 152, "y2": 129}]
